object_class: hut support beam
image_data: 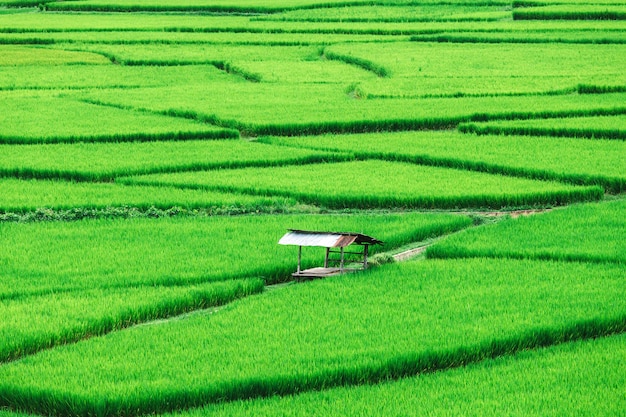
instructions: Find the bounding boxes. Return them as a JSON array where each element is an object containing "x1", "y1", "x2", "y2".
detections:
[
  {"x1": 324, "y1": 247, "x2": 329, "y2": 268},
  {"x1": 297, "y1": 245, "x2": 302, "y2": 274},
  {"x1": 340, "y1": 247, "x2": 345, "y2": 271},
  {"x1": 364, "y1": 244, "x2": 369, "y2": 269}
]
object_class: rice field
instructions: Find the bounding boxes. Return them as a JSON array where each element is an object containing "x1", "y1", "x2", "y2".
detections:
[
  {"x1": 119, "y1": 160, "x2": 603, "y2": 209},
  {"x1": 1, "y1": 2, "x2": 624, "y2": 417},
  {"x1": 262, "y1": 131, "x2": 626, "y2": 192},
  {"x1": 1, "y1": 258, "x2": 625, "y2": 416},
  {"x1": 460, "y1": 114, "x2": 626, "y2": 139}
]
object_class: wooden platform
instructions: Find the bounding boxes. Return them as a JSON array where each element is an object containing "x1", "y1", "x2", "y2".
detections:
[{"x1": 292, "y1": 267, "x2": 351, "y2": 280}]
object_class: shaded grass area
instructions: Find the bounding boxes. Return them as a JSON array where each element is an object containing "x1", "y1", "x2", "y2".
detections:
[
  {"x1": 428, "y1": 198, "x2": 626, "y2": 264},
  {"x1": 460, "y1": 114, "x2": 626, "y2": 140},
  {"x1": 159, "y1": 333, "x2": 626, "y2": 416},
  {"x1": 410, "y1": 30, "x2": 626, "y2": 44},
  {"x1": 1, "y1": 258, "x2": 624, "y2": 416},
  {"x1": 119, "y1": 160, "x2": 604, "y2": 210},
  {"x1": 0, "y1": 94, "x2": 237, "y2": 144},
  {"x1": 0, "y1": 140, "x2": 347, "y2": 182},
  {"x1": 260, "y1": 131, "x2": 626, "y2": 193},
  {"x1": 0, "y1": 278, "x2": 263, "y2": 364},
  {"x1": 0, "y1": 212, "x2": 471, "y2": 299}
]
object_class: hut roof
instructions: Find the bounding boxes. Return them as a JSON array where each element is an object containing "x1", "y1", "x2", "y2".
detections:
[{"x1": 278, "y1": 229, "x2": 382, "y2": 248}]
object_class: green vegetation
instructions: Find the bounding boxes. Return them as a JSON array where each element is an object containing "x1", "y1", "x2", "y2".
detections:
[
  {"x1": 1, "y1": 3, "x2": 624, "y2": 416},
  {"x1": 460, "y1": 114, "x2": 626, "y2": 140},
  {"x1": 0, "y1": 94, "x2": 237, "y2": 143},
  {"x1": 0, "y1": 212, "x2": 470, "y2": 299},
  {"x1": 0, "y1": 140, "x2": 345, "y2": 181},
  {"x1": 120, "y1": 160, "x2": 603, "y2": 209},
  {"x1": 428, "y1": 199, "x2": 626, "y2": 264},
  {"x1": 1, "y1": 278, "x2": 263, "y2": 363},
  {"x1": 0, "y1": 179, "x2": 294, "y2": 213},
  {"x1": 0, "y1": 64, "x2": 239, "y2": 90},
  {"x1": 261, "y1": 131, "x2": 626, "y2": 193},
  {"x1": 164, "y1": 333, "x2": 626, "y2": 417},
  {"x1": 81, "y1": 85, "x2": 626, "y2": 136},
  {"x1": 513, "y1": 5, "x2": 626, "y2": 21},
  {"x1": 325, "y1": 41, "x2": 626, "y2": 97},
  {"x1": 0, "y1": 45, "x2": 109, "y2": 65},
  {"x1": 258, "y1": 4, "x2": 511, "y2": 22},
  {"x1": 1, "y1": 257, "x2": 624, "y2": 416},
  {"x1": 42, "y1": 0, "x2": 422, "y2": 13}
]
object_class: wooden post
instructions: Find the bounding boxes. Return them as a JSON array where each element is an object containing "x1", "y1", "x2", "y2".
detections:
[
  {"x1": 297, "y1": 245, "x2": 302, "y2": 274},
  {"x1": 324, "y1": 247, "x2": 329, "y2": 268},
  {"x1": 340, "y1": 247, "x2": 345, "y2": 271},
  {"x1": 363, "y1": 244, "x2": 369, "y2": 269}
]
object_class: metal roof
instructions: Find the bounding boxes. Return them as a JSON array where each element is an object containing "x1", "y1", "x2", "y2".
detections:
[{"x1": 278, "y1": 229, "x2": 383, "y2": 248}]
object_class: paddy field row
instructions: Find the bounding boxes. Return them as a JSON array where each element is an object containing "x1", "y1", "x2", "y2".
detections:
[{"x1": 1, "y1": 3, "x2": 624, "y2": 417}]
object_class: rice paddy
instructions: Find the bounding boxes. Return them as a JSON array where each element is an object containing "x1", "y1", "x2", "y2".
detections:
[{"x1": 1, "y1": 1, "x2": 624, "y2": 416}]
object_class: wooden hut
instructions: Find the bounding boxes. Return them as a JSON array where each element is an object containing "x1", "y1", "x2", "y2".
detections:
[{"x1": 278, "y1": 229, "x2": 382, "y2": 279}]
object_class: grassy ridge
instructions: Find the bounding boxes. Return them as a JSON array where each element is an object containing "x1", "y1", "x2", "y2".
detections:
[
  {"x1": 459, "y1": 114, "x2": 626, "y2": 140},
  {"x1": 120, "y1": 160, "x2": 604, "y2": 209},
  {"x1": 165, "y1": 333, "x2": 626, "y2": 416},
  {"x1": 428, "y1": 199, "x2": 626, "y2": 264},
  {"x1": 1, "y1": 258, "x2": 625, "y2": 416},
  {"x1": 0, "y1": 212, "x2": 471, "y2": 299},
  {"x1": 0, "y1": 279, "x2": 263, "y2": 363},
  {"x1": 0, "y1": 94, "x2": 237, "y2": 144},
  {"x1": 0, "y1": 140, "x2": 348, "y2": 182},
  {"x1": 260, "y1": 131, "x2": 626, "y2": 193}
]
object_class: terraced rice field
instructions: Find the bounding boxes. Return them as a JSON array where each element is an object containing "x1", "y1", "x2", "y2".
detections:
[{"x1": 0, "y1": 0, "x2": 624, "y2": 416}]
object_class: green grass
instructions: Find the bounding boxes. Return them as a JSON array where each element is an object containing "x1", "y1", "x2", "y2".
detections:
[
  {"x1": 68, "y1": 43, "x2": 323, "y2": 66},
  {"x1": 0, "y1": 45, "x2": 109, "y2": 65},
  {"x1": 0, "y1": 179, "x2": 295, "y2": 213},
  {"x1": 460, "y1": 114, "x2": 626, "y2": 140},
  {"x1": 0, "y1": 140, "x2": 346, "y2": 181},
  {"x1": 261, "y1": 131, "x2": 626, "y2": 193},
  {"x1": 513, "y1": 5, "x2": 626, "y2": 21},
  {"x1": 325, "y1": 41, "x2": 626, "y2": 97},
  {"x1": 162, "y1": 333, "x2": 626, "y2": 417},
  {"x1": 0, "y1": 31, "x2": 399, "y2": 46},
  {"x1": 410, "y1": 29, "x2": 626, "y2": 44},
  {"x1": 0, "y1": 212, "x2": 471, "y2": 299},
  {"x1": 0, "y1": 93, "x2": 237, "y2": 143},
  {"x1": 0, "y1": 278, "x2": 263, "y2": 363},
  {"x1": 41, "y1": 0, "x2": 427, "y2": 13},
  {"x1": 428, "y1": 198, "x2": 626, "y2": 264},
  {"x1": 1, "y1": 257, "x2": 624, "y2": 416},
  {"x1": 80, "y1": 84, "x2": 626, "y2": 136},
  {"x1": 0, "y1": 11, "x2": 623, "y2": 34},
  {"x1": 120, "y1": 160, "x2": 604, "y2": 210},
  {"x1": 258, "y1": 4, "x2": 511, "y2": 22},
  {"x1": 0, "y1": 64, "x2": 239, "y2": 90}
]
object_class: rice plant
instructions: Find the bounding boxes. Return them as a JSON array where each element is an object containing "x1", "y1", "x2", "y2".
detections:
[{"x1": 1, "y1": 258, "x2": 624, "y2": 416}]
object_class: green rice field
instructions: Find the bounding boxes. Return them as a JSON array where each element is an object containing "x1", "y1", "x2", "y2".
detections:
[{"x1": 1, "y1": 1, "x2": 624, "y2": 416}]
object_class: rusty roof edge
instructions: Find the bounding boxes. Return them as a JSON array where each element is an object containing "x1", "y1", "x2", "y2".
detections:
[{"x1": 282, "y1": 229, "x2": 383, "y2": 246}]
